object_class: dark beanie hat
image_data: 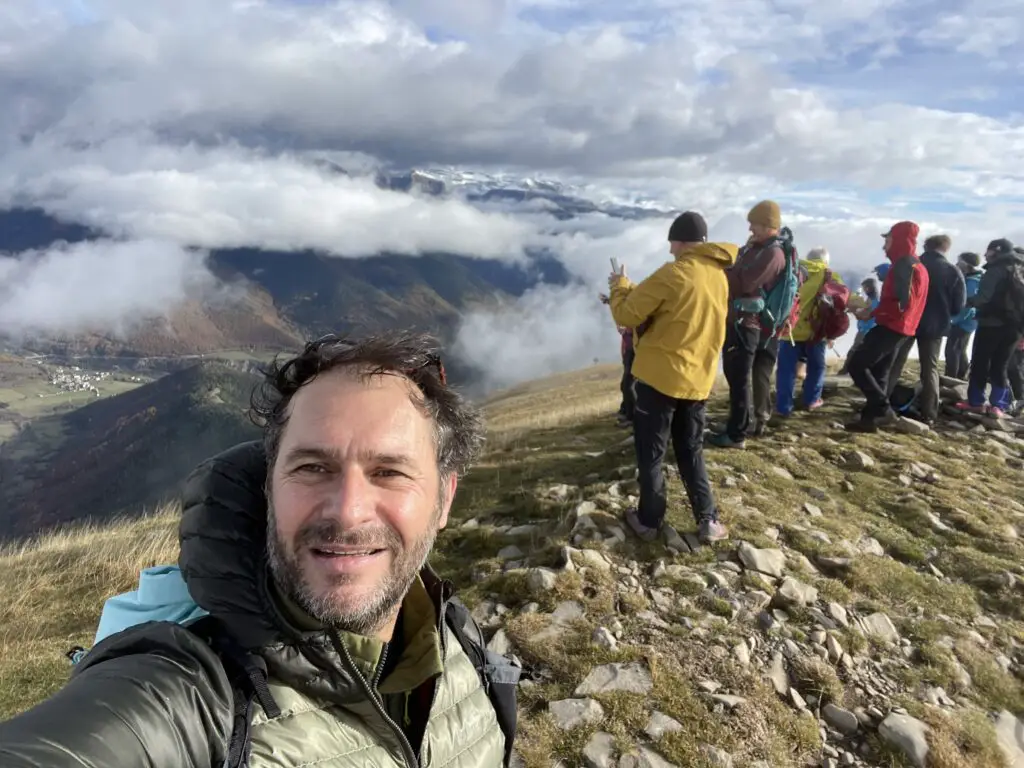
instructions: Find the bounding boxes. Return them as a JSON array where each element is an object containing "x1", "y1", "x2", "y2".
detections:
[
  {"x1": 957, "y1": 251, "x2": 980, "y2": 268},
  {"x1": 987, "y1": 238, "x2": 1014, "y2": 256},
  {"x1": 667, "y1": 211, "x2": 708, "y2": 243}
]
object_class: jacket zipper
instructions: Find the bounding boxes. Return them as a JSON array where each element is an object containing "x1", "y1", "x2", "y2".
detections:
[
  {"x1": 330, "y1": 631, "x2": 419, "y2": 768},
  {"x1": 416, "y1": 604, "x2": 450, "y2": 763}
]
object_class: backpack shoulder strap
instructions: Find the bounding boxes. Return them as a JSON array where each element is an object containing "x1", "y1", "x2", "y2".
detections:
[
  {"x1": 444, "y1": 598, "x2": 520, "y2": 767},
  {"x1": 186, "y1": 616, "x2": 282, "y2": 768}
]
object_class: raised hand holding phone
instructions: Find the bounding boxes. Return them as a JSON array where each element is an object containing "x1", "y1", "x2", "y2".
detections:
[{"x1": 608, "y1": 258, "x2": 626, "y2": 289}]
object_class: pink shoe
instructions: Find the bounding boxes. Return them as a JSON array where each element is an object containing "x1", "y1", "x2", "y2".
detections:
[
  {"x1": 987, "y1": 406, "x2": 1006, "y2": 419},
  {"x1": 807, "y1": 399, "x2": 825, "y2": 411},
  {"x1": 955, "y1": 401, "x2": 986, "y2": 414}
]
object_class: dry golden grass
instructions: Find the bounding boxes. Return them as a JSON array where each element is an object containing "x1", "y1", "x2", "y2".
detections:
[
  {"x1": 482, "y1": 363, "x2": 727, "y2": 444},
  {"x1": 0, "y1": 506, "x2": 179, "y2": 719},
  {"x1": 482, "y1": 364, "x2": 624, "y2": 440}
]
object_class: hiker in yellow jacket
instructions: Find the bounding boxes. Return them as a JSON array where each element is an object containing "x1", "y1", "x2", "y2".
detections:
[{"x1": 606, "y1": 211, "x2": 738, "y2": 546}]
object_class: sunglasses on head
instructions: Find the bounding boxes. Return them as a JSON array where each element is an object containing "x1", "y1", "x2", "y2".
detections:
[{"x1": 308, "y1": 335, "x2": 446, "y2": 387}]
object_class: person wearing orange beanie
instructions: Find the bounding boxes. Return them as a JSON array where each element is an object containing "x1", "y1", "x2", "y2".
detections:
[{"x1": 709, "y1": 199, "x2": 790, "y2": 448}]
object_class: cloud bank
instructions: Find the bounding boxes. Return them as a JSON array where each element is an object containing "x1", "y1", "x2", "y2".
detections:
[
  {"x1": 1, "y1": 0, "x2": 1022, "y2": 386},
  {"x1": 0, "y1": 239, "x2": 215, "y2": 337}
]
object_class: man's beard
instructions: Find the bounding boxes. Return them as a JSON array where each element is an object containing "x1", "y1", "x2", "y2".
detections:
[{"x1": 267, "y1": 502, "x2": 442, "y2": 636}]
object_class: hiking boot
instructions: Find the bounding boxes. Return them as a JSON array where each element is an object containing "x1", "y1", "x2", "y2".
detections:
[
  {"x1": 698, "y1": 519, "x2": 729, "y2": 544},
  {"x1": 845, "y1": 420, "x2": 878, "y2": 433},
  {"x1": 624, "y1": 507, "x2": 659, "y2": 542},
  {"x1": 707, "y1": 432, "x2": 746, "y2": 449},
  {"x1": 751, "y1": 422, "x2": 766, "y2": 438},
  {"x1": 615, "y1": 415, "x2": 632, "y2": 428},
  {"x1": 879, "y1": 407, "x2": 898, "y2": 424}
]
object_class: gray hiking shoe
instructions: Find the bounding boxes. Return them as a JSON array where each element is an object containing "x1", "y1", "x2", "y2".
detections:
[
  {"x1": 698, "y1": 519, "x2": 729, "y2": 544},
  {"x1": 624, "y1": 507, "x2": 659, "y2": 542},
  {"x1": 707, "y1": 431, "x2": 746, "y2": 449}
]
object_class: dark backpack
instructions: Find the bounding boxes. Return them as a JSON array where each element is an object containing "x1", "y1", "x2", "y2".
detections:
[
  {"x1": 807, "y1": 269, "x2": 851, "y2": 343},
  {"x1": 995, "y1": 263, "x2": 1024, "y2": 333},
  {"x1": 71, "y1": 597, "x2": 520, "y2": 768}
]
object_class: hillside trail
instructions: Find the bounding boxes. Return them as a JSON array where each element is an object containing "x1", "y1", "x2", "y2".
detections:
[{"x1": 450, "y1": 370, "x2": 1024, "y2": 768}]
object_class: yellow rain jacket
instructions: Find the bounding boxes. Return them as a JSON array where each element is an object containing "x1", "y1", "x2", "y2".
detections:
[
  {"x1": 609, "y1": 242, "x2": 739, "y2": 401},
  {"x1": 791, "y1": 260, "x2": 845, "y2": 343}
]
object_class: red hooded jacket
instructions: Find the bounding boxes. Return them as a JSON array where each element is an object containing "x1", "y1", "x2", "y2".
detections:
[{"x1": 874, "y1": 221, "x2": 929, "y2": 336}]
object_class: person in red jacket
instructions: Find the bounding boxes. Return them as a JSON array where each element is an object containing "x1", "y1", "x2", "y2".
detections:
[{"x1": 845, "y1": 221, "x2": 930, "y2": 432}]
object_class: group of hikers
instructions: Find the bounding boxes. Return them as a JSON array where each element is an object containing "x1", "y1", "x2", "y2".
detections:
[{"x1": 602, "y1": 202, "x2": 1024, "y2": 544}]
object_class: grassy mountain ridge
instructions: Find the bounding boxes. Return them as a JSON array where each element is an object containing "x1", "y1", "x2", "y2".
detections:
[
  {"x1": 0, "y1": 362, "x2": 260, "y2": 539},
  {"x1": 2, "y1": 365, "x2": 1023, "y2": 767}
]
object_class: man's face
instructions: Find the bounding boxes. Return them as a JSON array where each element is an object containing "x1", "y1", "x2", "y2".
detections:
[
  {"x1": 883, "y1": 234, "x2": 892, "y2": 253},
  {"x1": 267, "y1": 367, "x2": 455, "y2": 636}
]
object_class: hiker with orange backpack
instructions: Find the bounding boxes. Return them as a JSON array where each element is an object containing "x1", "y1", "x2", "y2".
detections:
[
  {"x1": 709, "y1": 200, "x2": 800, "y2": 448},
  {"x1": 775, "y1": 247, "x2": 849, "y2": 418}
]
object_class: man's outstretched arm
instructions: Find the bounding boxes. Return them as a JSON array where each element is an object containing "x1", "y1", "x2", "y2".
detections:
[{"x1": 0, "y1": 623, "x2": 234, "y2": 768}]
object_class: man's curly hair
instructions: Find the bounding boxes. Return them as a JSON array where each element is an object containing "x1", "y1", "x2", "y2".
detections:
[{"x1": 250, "y1": 331, "x2": 484, "y2": 478}]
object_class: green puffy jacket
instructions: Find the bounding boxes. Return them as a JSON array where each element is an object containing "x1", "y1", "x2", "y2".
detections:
[{"x1": 0, "y1": 442, "x2": 506, "y2": 768}]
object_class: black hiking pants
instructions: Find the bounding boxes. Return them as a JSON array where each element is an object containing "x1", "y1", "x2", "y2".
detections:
[
  {"x1": 633, "y1": 381, "x2": 718, "y2": 530},
  {"x1": 1010, "y1": 346, "x2": 1024, "y2": 402},
  {"x1": 945, "y1": 326, "x2": 971, "y2": 380},
  {"x1": 619, "y1": 347, "x2": 636, "y2": 419},
  {"x1": 887, "y1": 336, "x2": 942, "y2": 421},
  {"x1": 847, "y1": 326, "x2": 910, "y2": 420},
  {"x1": 968, "y1": 326, "x2": 1021, "y2": 409},
  {"x1": 722, "y1": 323, "x2": 778, "y2": 440}
]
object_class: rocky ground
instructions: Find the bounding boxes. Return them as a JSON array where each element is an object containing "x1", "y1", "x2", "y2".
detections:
[
  {"x1": 4, "y1": 366, "x2": 1023, "y2": 767},
  {"x1": 436, "y1": 373, "x2": 1024, "y2": 768}
]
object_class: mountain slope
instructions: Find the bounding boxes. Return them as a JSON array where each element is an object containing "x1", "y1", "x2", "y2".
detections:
[
  {"x1": 0, "y1": 362, "x2": 261, "y2": 538},
  {"x1": 2, "y1": 366, "x2": 1023, "y2": 767}
]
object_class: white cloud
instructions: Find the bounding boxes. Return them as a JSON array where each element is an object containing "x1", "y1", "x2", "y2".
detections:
[
  {"x1": 0, "y1": 239, "x2": 217, "y2": 337},
  {"x1": 2, "y1": 0, "x2": 1023, "y2": 192},
  {"x1": 1, "y1": 0, "x2": 1023, "y2": 388},
  {"x1": 0, "y1": 137, "x2": 534, "y2": 259}
]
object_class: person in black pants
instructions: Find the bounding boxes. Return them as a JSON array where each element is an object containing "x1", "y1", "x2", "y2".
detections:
[
  {"x1": 709, "y1": 200, "x2": 789, "y2": 448},
  {"x1": 958, "y1": 239, "x2": 1024, "y2": 416},
  {"x1": 605, "y1": 211, "x2": 736, "y2": 545},
  {"x1": 846, "y1": 221, "x2": 929, "y2": 432},
  {"x1": 1009, "y1": 341, "x2": 1024, "y2": 414},
  {"x1": 617, "y1": 327, "x2": 636, "y2": 426}
]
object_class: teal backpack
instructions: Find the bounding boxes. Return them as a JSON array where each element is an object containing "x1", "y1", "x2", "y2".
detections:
[
  {"x1": 759, "y1": 227, "x2": 801, "y2": 343},
  {"x1": 68, "y1": 565, "x2": 521, "y2": 768},
  {"x1": 733, "y1": 227, "x2": 801, "y2": 345}
]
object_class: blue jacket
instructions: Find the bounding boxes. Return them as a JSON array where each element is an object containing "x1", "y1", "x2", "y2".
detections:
[
  {"x1": 916, "y1": 250, "x2": 967, "y2": 339},
  {"x1": 952, "y1": 271, "x2": 982, "y2": 333},
  {"x1": 93, "y1": 564, "x2": 207, "y2": 645},
  {"x1": 858, "y1": 297, "x2": 880, "y2": 334}
]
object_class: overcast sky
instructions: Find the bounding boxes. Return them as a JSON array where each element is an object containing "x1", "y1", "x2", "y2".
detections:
[{"x1": 2, "y1": 0, "x2": 1023, "y2": 386}]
